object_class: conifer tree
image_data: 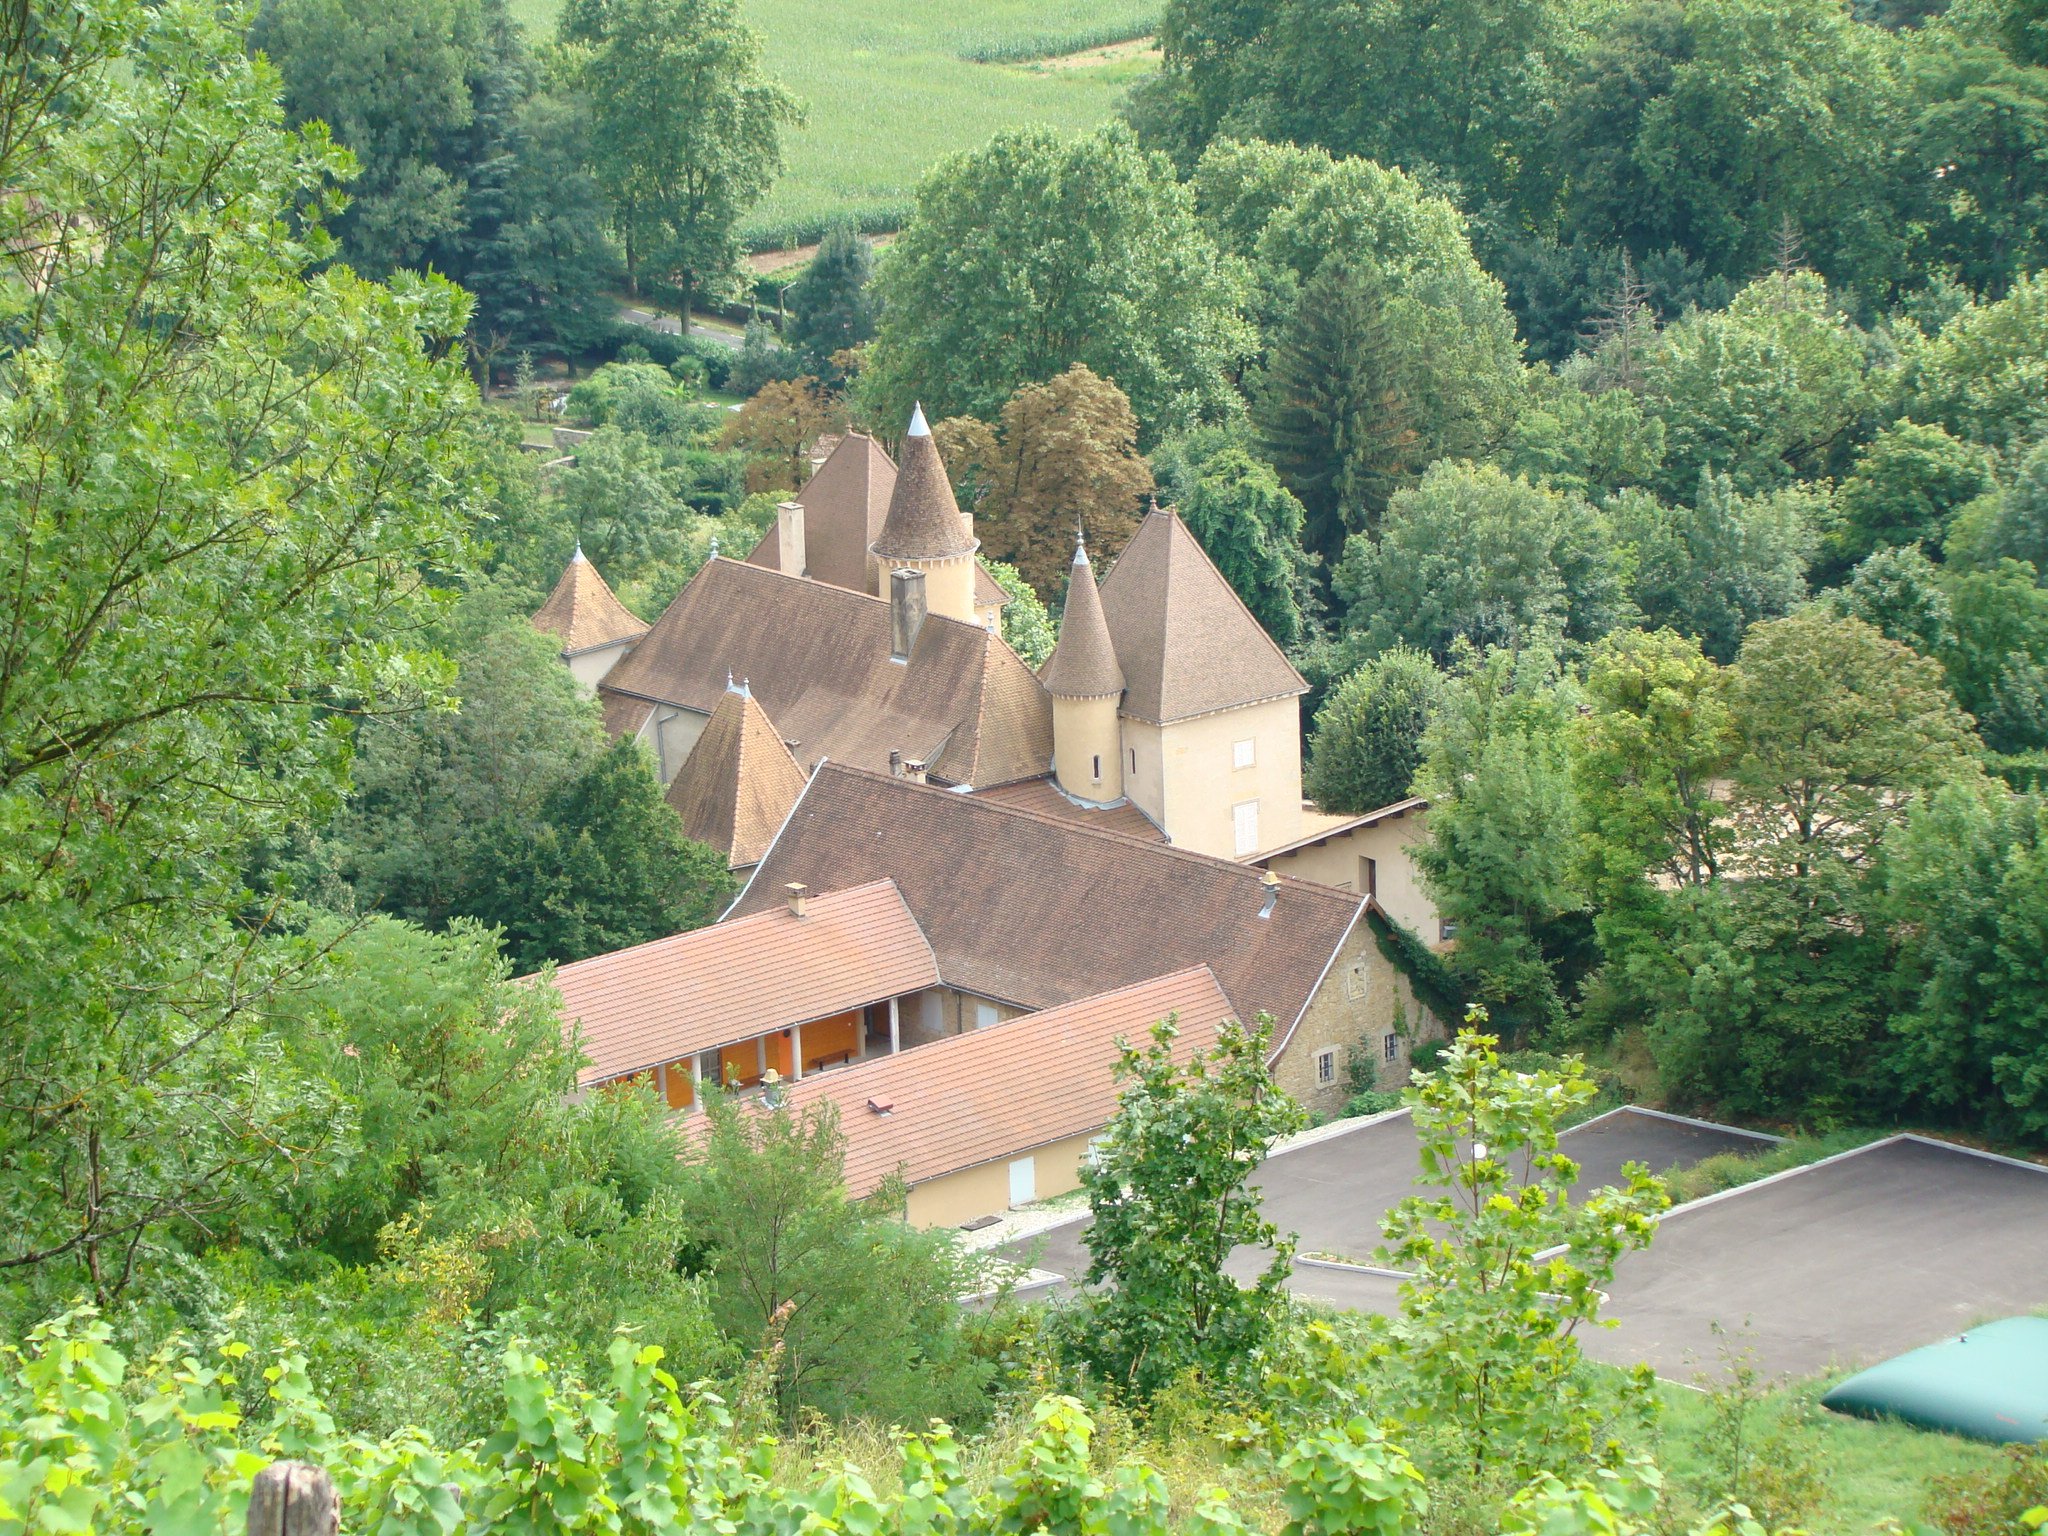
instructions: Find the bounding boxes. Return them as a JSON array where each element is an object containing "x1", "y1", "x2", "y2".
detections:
[
  {"x1": 1253, "y1": 256, "x2": 1419, "y2": 563},
  {"x1": 785, "y1": 222, "x2": 876, "y2": 380}
]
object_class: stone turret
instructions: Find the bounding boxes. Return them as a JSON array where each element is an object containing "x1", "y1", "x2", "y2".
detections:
[
  {"x1": 870, "y1": 404, "x2": 978, "y2": 624},
  {"x1": 1040, "y1": 534, "x2": 1125, "y2": 804}
]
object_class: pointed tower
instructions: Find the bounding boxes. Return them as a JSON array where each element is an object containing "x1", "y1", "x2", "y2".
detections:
[
  {"x1": 664, "y1": 679, "x2": 809, "y2": 871},
  {"x1": 532, "y1": 545, "x2": 649, "y2": 691},
  {"x1": 870, "y1": 404, "x2": 978, "y2": 624},
  {"x1": 1040, "y1": 534, "x2": 1126, "y2": 804}
]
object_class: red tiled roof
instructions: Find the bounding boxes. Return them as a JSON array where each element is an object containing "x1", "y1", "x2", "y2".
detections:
[
  {"x1": 779, "y1": 967, "x2": 1232, "y2": 1197},
  {"x1": 540, "y1": 879, "x2": 938, "y2": 1085}
]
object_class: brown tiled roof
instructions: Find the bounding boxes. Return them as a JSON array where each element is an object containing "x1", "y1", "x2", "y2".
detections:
[
  {"x1": 746, "y1": 431, "x2": 1008, "y2": 608},
  {"x1": 602, "y1": 692, "x2": 655, "y2": 737},
  {"x1": 1099, "y1": 508, "x2": 1306, "y2": 724},
  {"x1": 732, "y1": 764, "x2": 1363, "y2": 1035},
  {"x1": 665, "y1": 685, "x2": 809, "y2": 869},
  {"x1": 598, "y1": 559, "x2": 1051, "y2": 788},
  {"x1": 969, "y1": 776, "x2": 1164, "y2": 841},
  {"x1": 532, "y1": 549, "x2": 649, "y2": 655},
  {"x1": 745, "y1": 431, "x2": 894, "y2": 593},
  {"x1": 1040, "y1": 541, "x2": 1124, "y2": 698},
  {"x1": 542, "y1": 879, "x2": 938, "y2": 1085},
  {"x1": 871, "y1": 408, "x2": 975, "y2": 560},
  {"x1": 778, "y1": 968, "x2": 1231, "y2": 1198}
]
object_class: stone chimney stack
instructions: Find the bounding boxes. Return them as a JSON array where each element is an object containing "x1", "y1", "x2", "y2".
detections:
[
  {"x1": 890, "y1": 567, "x2": 927, "y2": 660},
  {"x1": 785, "y1": 882, "x2": 808, "y2": 919},
  {"x1": 889, "y1": 749, "x2": 904, "y2": 778},
  {"x1": 776, "y1": 500, "x2": 806, "y2": 578},
  {"x1": 1259, "y1": 869, "x2": 1280, "y2": 919},
  {"x1": 903, "y1": 760, "x2": 928, "y2": 785}
]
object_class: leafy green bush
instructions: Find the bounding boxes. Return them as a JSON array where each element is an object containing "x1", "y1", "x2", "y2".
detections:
[{"x1": 1925, "y1": 1446, "x2": 2048, "y2": 1536}]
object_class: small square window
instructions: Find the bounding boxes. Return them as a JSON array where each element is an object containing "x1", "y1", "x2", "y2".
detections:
[
  {"x1": 1315, "y1": 1048, "x2": 1336, "y2": 1086},
  {"x1": 1233, "y1": 738, "x2": 1255, "y2": 769},
  {"x1": 1383, "y1": 1032, "x2": 1399, "y2": 1063}
]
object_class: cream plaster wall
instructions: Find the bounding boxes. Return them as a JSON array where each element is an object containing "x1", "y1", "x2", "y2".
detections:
[
  {"x1": 1121, "y1": 718, "x2": 1167, "y2": 829},
  {"x1": 1267, "y1": 921, "x2": 1446, "y2": 1120},
  {"x1": 645, "y1": 706, "x2": 707, "y2": 786},
  {"x1": 1265, "y1": 811, "x2": 1437, "y2": 939},
  {"x1": 1053, "y1": 694, "x2": 1124, "y2": 803},
  {"x1": 566, "y1": 640, "x2": 635, "y2": 692},
  {"x1": 1140, "y1": 696, "x2": 1304, "y2": 859},
  {"x1": 903, "y1": 1129, "x2": 1098, "y2": 1229},
  {"x1": 883, "y1": 551, "x2": 977, "y2": 625}
]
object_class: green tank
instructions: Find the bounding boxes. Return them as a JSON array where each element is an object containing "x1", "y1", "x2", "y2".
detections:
[{"x1": 1821, "y1": 1316, "x2": 2048, "y2": 1444}]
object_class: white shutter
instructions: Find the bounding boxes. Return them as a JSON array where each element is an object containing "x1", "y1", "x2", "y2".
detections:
[{"x1": 1233, "y1": 800, "x2": 1260, "y2": 856}]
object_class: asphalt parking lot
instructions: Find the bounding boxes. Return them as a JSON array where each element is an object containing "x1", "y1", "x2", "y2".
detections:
[
  {"x1": 1587, "y1": 1136, "x2": 2048, "y2": 1381},
  {"x1": 1001, "y1": 1105, "x2": 1768, "y2": 1299},
  {"x1": 1000, "y1": 1116, "x2": 2048, "y2": 1386}
]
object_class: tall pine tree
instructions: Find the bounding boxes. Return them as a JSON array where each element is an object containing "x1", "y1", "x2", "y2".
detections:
[{"x1": 1253, "y1": 256, "x2": 1420, "y2": 565}]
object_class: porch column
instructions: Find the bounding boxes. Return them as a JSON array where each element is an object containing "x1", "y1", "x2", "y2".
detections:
[
  {"x1": 690, "y1": 1054, "x2": 703, "y2": 1112},
  {"x1": 888, "y1": 995, "x2": 901, "y2": 1054},
  {"x1": 755, "y1": 1036, "x2": 767, "y2": 1079},
  {"x1": 790, "y1": 1022, "x2": 805, "y2": 1080},
  {"x1": 655, "y1": 1063, "x2": 669, "y2": 1103}
]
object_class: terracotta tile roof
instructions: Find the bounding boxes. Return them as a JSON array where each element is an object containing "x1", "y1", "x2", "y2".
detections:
[
  {"x1": 776, "y1": 967, "x2": 1232, "y2": 1198},
  {"x1": 664, "y1": 685, "x2": 810, "y2": 868},
  {"x1": 542, "y1": 879, "x2": 938, "y2": 1085},
  {"x1": 532, "y1": 549, "x2": 649, "y2": 655},
  {"x1": 746, "y1": 432, "x2": 1009, "y2": 608},
  {"x1": 598, "y1": 558, "x2": 1052, "y2": 787},
  {"x1": 745, "y1": 431, "x2": 894, "y2": 593},
  {"x1": 1040, "y1": 541, "x2": 1124, "y2": 698},
  {"x1": 871, "y1": 408, "x2": 975, "y2": 560},
  {"x1": 732, "y1": 764, "x2": 1364, "y2": 1035},
  {"x1": 1099, "y1": 507, "x2": 1306, "y2": 724},
  {"x1": 969, "y1": 776, "x2": 1165, "y2": 842}
]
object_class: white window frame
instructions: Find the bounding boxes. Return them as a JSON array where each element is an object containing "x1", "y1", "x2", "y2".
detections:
[
  {"x1": 1232, "y1": 737, "x2": 1255, "y2": 770},
  {"x1": 1383, "y1": 1032, "x2": 1400, "y2": 1063},
  {"x1": 973, "y1": 1000, "x2": 999, "y2": 1031},
  {"x1": 1315, "y1": 1048, "x2": 1337, "y2": 1086},
  {"x1": 1233, "y1": 799, "x2": 1260, "y2": 857}
]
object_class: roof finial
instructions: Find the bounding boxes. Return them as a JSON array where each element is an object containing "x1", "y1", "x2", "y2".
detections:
[
  {"x1": 1147, "y1": 494, "x2": 1162, "y2": 516},
  {"x1": 906, "y1": 401, "x2": 930, "y2": 438},
  {"x1": 726, "y1": 669, "x2": 737, "y2": 692},
  {"x1": 1073, "y1": 514, "x2": 1089, "y2": 564},
  {"x1": 572, "y1": 541, "x2": 586, "y2": 562}
]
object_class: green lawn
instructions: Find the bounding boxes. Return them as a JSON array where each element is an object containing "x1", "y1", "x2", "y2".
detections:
[
  {"x1": 507, "y1": 0, "x2": 1160, "y2": 247},
  {"x1": 1650, "y1": 1373, "x2": 2006, "y2": 1535}
]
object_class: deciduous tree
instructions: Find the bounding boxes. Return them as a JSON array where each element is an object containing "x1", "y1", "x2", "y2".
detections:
[
  {"x1": 1305, "y1": 648, "x2": 1447, "y2": 815},
  {"x1": 1076, "y1": 1014, "x2": 1306, "y2": 1400},
  {"x1": 0, "y1": 0, "x2": 480, "y2": 1299},
  {"x1": 864, "y1": 126, "x2": 1254, "y2": 439},
  {"x1": 934, "y1": 366, "x2": 1156, "y2": 597}
]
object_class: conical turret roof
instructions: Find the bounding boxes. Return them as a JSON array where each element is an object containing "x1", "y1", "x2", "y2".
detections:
[
  {"x1": 871, "y1": 405, "x2": 976, "y2": 560},
  {"x1": 664, "y1": 681, "x2": 809, "y2": 869},
  {"x1": 1040, "y1": 538, "x2": 1125, "y2": 699},
  {"x1": 533, "y1": 547, "x2": 648, "y2": 654}
]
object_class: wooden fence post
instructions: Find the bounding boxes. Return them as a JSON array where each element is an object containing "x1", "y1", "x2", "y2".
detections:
[{"x1": 247, "y1": 1462, "x2": 338, "y2": 1536}]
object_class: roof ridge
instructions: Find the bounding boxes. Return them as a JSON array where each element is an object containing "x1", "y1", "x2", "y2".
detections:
[
  {"x1": 809, "y1": 762, "x2": 1362, "y2": 905},
  {"x1": 778, "y1": 963, "x2": 1228, "y2": 1096},
  {"x1": 531, "y1": 875, "x2": 907, "y2": 982}
]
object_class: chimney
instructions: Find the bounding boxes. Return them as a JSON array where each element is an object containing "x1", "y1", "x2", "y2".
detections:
[
  {"x1": 785, "y1": 881, "x2": 808, "y2": 919},
  {"x1": 776, "y1": 499, "x2": 806, "y2": 578},
  {"x1": 889, "y1": 749, "x2": 904, "y2": 778},
  {"x1": 1259, "y1": 869, "x2": 1280, "y2": 920},
  {"x1": 890, "y1": 567, "x2": 927, "y2": 660},
  {"x1": 904, "y1": 760, "x2": 928, "y2": 785}
]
